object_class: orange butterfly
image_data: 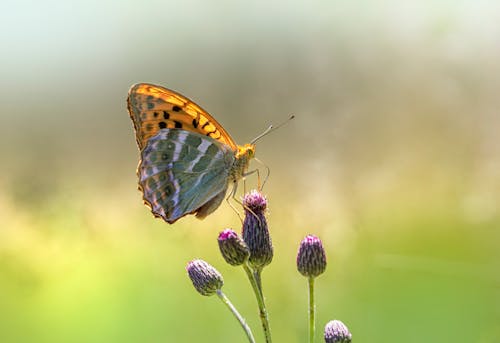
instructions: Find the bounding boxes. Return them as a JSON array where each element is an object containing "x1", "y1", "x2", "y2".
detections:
[{"x1": 127, "y1": 83, "x2": 255, "y2": 224}]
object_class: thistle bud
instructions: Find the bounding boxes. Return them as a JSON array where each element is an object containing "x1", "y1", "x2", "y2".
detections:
[
  {"x1": 186, "y1": 259, "x2": 224, "y2": 296},
  {"x1": 324, "y1": 320, "x2": 352, "y2": 343},
  {"x1": 218, "y1": 229, "x2": 250, "y2": 266},
  {"x1": 241, "y1": 190, "x2": 273, "y2": 269},
  {"x1": 297, "y1": 235, "x2": 327, "y2": 278}
]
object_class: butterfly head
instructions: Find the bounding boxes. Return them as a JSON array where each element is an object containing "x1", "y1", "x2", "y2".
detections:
[
  {"x1": 236, "y1": 143, "x2": 256, "y2": 160},
  {"x1": 230, "y1": 144, "x2": 256, "y2": 181}
]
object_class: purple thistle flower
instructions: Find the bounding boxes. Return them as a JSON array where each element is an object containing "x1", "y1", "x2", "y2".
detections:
[
  {"x1": 324, "y1": 320, "x2": 352, "y2": 343},
  {"x1": 186, "y1": 259, "x2": 224, "y2": 296},
  {"x1": 218, "y1": 229, "x2": 250, "y2": 266},
  {"x1": 241, "y1": 190, "x2": 273, "y2": 269},
  {"x1": 297, "y1": 235, "x2": 327, "y2": 278}
]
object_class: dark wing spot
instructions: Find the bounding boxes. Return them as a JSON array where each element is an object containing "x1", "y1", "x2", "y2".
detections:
[
  {"x1": 174, "y1": 121, "x2": 183, "y2": 129},
  {"x1": 172, "y1": 105, "x2": 181, "y2": 112},
  {"x1": 163, "y1": 111, "x2": 170, "y2": 119},
  {"x1": 153, "y1": 112, "x2": 159, "y2": 117},
  {"x1": 192, "y1": 118, "x2": 199, "y2": 128},
  {"x1": 163, "y1": 182, "x2": 175, "y2": 197},
  {"x1": 159, "y1": 122, "x2": 167, "y2": 129},
  {"x1": 206, "y1": 129, "x2": 216, "y2": 137}
]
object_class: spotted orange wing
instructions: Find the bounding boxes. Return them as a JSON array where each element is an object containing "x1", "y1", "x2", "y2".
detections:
[{"x1": 127, "y1": 83, "x2": 237, "y2": 151}]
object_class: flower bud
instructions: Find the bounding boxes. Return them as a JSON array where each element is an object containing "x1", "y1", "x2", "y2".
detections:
[
  {"x1": 218, "y1": 229, "x2": 250, "y2": 266},
  {"x1": 324, "y1": 320, "x2": 352, "y2": 343},
  {"x1": 241, "y1": 190, "x2": 273, "y2": 269},
  {"x1": 297, "y1": 235, "x2": 327, "y2": 278},
  {"x1": 186, "y1": 259, "x2": 223, "y2": 296}
]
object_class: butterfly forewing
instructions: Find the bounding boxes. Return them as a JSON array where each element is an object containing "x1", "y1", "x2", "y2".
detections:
[
  {"x1": 128, "y1": 83, "x2": 237, "y2": 151},
  {"x1": 138, "y1": 129, "x2": 235, "y2": 223}
]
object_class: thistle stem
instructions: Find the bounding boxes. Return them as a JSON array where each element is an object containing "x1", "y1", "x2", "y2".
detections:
[
  {"x1": 253, "y1": 268, "x2": 263, "y2": 297},
  {"x1": 243, "y1": 263, "x2": 273, "y2": 343},
  {"x1": 308, "y1": 276, "x2": 315, "y2": 343},
  {"x1": 216, "y1": 289, "x2": 256, "y2": 343}
]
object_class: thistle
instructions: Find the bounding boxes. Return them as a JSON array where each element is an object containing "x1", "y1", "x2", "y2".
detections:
[
  {"x1": 324, "y1": 320, "x2": 352, "y2": 343},
  {"x1": 239, "y1": 190, "x2": 274, "y2": 343},
  {"x1": 242, "y1": 190, "x2": 273, "y2": 269},
  {"x1": 218, "y1": 229, "x2": 250, "y2": 266},
  {"x1": 186, "y1": 259, "x2": 224, "y2": 296},
  {"x1": 297, "y1": 235, "x2": 327, "y2": 278},
  {"x1": 297, "y1": 235, "x2": 327, "y2": 343},
  {"x1": 186, "y1": 259, "x2": 256, "y2": 343}
]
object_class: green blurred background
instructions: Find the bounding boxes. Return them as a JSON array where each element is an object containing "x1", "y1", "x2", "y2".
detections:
[{"x1": 1, "y1": 1, "x2": 499, "y2": 342}]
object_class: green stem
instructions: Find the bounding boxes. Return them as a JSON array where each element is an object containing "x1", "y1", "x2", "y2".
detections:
[
  {"x1": 243, "y1": 263, "x2": 273, "y2": 343},
  {"x1": 216, "y1": 289, "x2": 256, "y2": 343},
  {"x1": 253, "y1": 268, "x2": 263, "y2": 297},
  {"x1": 308, "y1": 277, "x2": 315, "y2": 343}
]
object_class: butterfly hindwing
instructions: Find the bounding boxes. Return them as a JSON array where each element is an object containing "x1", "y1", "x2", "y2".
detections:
[{"x1": 138, "y1": 129, "x2": 235, "y2": 223}]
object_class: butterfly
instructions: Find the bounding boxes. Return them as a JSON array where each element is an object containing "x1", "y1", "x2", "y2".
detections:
[{"x1": 127, "y1": 83, "x2": 256, "y2": 224}]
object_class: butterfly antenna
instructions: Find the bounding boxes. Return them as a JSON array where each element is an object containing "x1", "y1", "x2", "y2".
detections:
[{"x1": 250, "y1": 115, "x2": 295, "y2": 144}]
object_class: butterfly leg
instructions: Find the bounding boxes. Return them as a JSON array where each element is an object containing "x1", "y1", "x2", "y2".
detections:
[
  {"x1": 226, "y1": 179, "x2": 261, "y2": 225},
  {"x1": 253, "y1": 157, "x2": 270, "y2": 190},
  {"x1": 242, "y1": 168, "x2": 260, "y2": 193},
  {"x1": 226, "y1": 181, "x2": 244, "y2": 223}
]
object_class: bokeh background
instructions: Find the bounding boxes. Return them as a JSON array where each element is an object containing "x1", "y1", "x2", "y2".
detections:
[{"x1": 1, "y1": 1, "x2": 499, "y2": 342}]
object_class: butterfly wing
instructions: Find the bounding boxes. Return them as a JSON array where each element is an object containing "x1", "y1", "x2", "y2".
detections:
[
  {"x1": 127, "y1": 83, "x2": 237, "y2": 151},
  {"x1": 138, "y1": 129, "x2": 235, "y2": 223}
]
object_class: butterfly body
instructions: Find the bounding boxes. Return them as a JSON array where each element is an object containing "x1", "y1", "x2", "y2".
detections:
[{"x1": 127, "y1": 83, "x2": 255, "y2": 224}]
